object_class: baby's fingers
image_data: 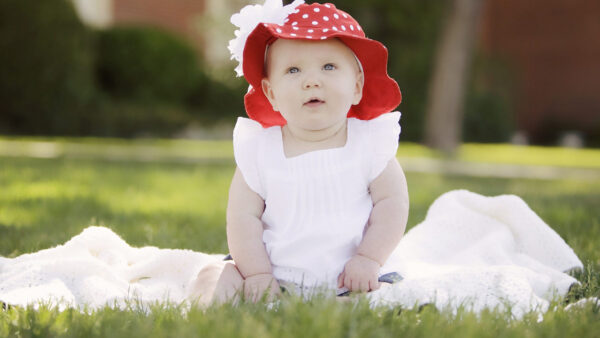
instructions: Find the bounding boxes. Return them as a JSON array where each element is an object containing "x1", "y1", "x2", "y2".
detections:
[
  {"x1": 360, "y1": 279, "x2": 371, "y2": 293},
  {"x1": 243, "y1": 285, "x2": 258, "y2": 303},
  {"x1": 344, "y1": 275, "x2": 353, "y2": 291},
  {"x1": 337, "y1": 271, "x2": 346, "y2": 288},
  {"x1": 267, "y1": 282, "x2": 282, "y2": 301},
  {"x1": 353, "y1": 280, "x2": 364, "y2": 292}
]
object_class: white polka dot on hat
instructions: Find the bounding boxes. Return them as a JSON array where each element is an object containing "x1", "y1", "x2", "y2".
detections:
[{"x1": 258, "y1": 2, "x2": 367, "y2": 42}]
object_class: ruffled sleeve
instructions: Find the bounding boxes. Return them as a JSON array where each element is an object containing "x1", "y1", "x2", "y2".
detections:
[
  {"x1": 233, "y1": 117, "x2": 265, "y2": 198},
  {"x1": 367, "y1": 111, "x2": 401, "y2": 182}
]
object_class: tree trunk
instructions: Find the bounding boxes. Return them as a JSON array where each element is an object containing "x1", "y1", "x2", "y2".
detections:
[{"x1": 424, "y1": 0, "x2": 485, "y2": 154}]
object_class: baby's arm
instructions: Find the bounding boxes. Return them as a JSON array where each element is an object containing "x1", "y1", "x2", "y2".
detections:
[
  {"x1": 338, "y1": 158, "x2": 409, "y2": 292},
  {"x1": 227, "y1": 168, "x2": 280, "y2": 301}
]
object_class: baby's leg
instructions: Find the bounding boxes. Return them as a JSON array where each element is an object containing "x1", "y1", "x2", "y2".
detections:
[{"x1": 188, "y1": 261, "x2": 243, "y2": 306}]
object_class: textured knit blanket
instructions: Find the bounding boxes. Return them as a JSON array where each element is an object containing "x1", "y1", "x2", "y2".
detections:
[{"x1": 0, "y1": 190, "x2": 583, "y2": 316}]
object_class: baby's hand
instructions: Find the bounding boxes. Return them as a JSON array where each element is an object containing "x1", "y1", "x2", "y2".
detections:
[
  {"x1": 243, "y1": 273, "x2": 281, "y2": 303},
  {"x1": 337, "y1": 254, "x2": 381, "y2": 293}
]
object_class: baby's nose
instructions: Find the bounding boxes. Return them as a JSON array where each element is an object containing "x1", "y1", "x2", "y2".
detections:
[{"x1": 302, "y1": 74, "x2": 322, "y2": 89}]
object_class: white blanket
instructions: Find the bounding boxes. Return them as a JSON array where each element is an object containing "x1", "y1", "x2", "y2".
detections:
[{"x1": 0, "y1": 190, "x2": 583, "y2": 316}]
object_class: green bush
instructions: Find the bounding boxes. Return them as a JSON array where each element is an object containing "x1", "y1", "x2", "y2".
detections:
[
  {"x1": 587, "y1": 125, "x2": 600, "y2": 148},
  {"x1": 187, "y1": 74, "x2": 247, "y2": 125},
  {"x1": 88, "y1": 99, "x2": 193, "y2": 138},
  {"x1": 462, "y1": 49, "x2": 515, "y2": 143},
  {"x1": 463, "y1": 91, "x2": 513, "y2": 143},
  {"x1": 462, "y1": 52, "x2": 515, "y2": 143},
  {"x1": 0, "y1": 0, "x2": 97, "y2": 135},
  {"x1": 96, "y1": 26, "x2": 199, "y2": 104}
]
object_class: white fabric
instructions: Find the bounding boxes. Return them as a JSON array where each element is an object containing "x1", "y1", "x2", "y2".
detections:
[
  {"x1": 0, "y1": 190, "x2": 583, "y2": 316},
  {"x1": 369, "y1": 190, "x2": 582, "y2": 318},
  {"x1": 233, "y1": 112, "x2": 401, "y2": 288},
  {"x1": 0, "y1": 227, "x2": 223, "y2": 309}
]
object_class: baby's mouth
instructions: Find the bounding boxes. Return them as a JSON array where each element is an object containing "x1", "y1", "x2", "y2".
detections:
[{"x1": 304, "y1": 98, "x2": 325, "y2": 107}]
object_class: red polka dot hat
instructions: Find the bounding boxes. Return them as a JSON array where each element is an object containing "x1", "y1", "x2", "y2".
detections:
[{"x1": 230, "y1": 1, "x2": 402, "y2": 127}]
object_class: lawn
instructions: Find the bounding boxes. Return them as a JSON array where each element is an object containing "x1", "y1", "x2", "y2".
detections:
[{"x1": 1, "y1": 138, "x2": 599, "y2": 337}]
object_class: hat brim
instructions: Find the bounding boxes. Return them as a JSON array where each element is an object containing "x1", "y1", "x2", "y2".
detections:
[{"x1": 243, "y1": 24, "x2": 402, "y2": 128}]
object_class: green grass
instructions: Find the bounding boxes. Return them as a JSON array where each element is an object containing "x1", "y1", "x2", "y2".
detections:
[
  {"x1": 1, "y1": 139, "x2": 599, "y2": 337},
  {"x1": 0, "y1": 158, "x2": 232, "y2": 255},
  {"x1": 2, "y1": 136, "x2": 600, "y2": 168},
  {"x1": 397, "y1": 142, "x2": 600, "y2": 169},
  {"x1": 1, "y1": 298, "x2": 599, "y2": 338}
]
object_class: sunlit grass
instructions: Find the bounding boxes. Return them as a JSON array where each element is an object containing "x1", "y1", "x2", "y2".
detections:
[
  {"x1": 0, "y1": 158, "x2": 233, "y2": 255},
  {"x1": 0, "y1": 137, "x2": 234, "y2": 162},
  {"x1": 397, "y1": 142, "x2": 600, "y2": 168},
  {"x1": 458, "y1": 143, "x2": 600, "y2": 168},
  {"x1": 1, "y1": 296, "x2": 598, "y2": 337},
  {"x1": 2, "y1": 136, "x2": 600, "y2": 168}
]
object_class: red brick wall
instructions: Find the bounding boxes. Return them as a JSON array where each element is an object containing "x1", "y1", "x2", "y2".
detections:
[
  {"x1": 480, "y1": 0, "x2": 600, "y2": 140},
  {"x1": 113, "y1": 0, "x2": 206, "y2": 53}
]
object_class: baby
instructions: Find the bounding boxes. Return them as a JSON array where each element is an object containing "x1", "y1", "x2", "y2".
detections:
[{"x1": 192, "y1": 1, "x2": 409, "y2": 304}]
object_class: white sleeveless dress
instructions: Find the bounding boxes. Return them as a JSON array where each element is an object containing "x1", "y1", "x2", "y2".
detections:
[{"x1": 233, "y1": 111, "x2": 401, "y2": 289}]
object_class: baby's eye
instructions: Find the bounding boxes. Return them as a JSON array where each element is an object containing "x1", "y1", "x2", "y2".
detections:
[
  {"x1": 287, "y1": 67, "x2": 299, "y2": 74},
  {"x1": 323, "y1": 63, "x2": 336, "y2": 70}
]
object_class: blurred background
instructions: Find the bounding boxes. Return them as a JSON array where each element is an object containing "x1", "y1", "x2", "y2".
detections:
[{"x1": 0, "y1": 0, "x2": 598, "y2": 150}]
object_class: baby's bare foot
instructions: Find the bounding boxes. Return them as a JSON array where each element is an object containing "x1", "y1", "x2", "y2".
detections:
[
  {"x1": 188, "y1": 261, "x2": 226, "y2": 306},
  {"x1": 212, "y1": 262, "x2": 244, "y2": 304}
]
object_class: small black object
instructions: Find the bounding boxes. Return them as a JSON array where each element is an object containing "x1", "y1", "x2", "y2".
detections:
[
  {"x1": 337, "y1": 290, "x2": 351, "y2": 297},
  {"x1": 378, "y1": 272, "x2": 404, "y2": 284},
  {"x1": 223, "y1": 254, "x2": 233, "y2": 261}
]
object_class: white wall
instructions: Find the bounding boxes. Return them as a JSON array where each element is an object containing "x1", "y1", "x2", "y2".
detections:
[{"x1": 71, "y1": 0, "x2": 113, "y2": 28}]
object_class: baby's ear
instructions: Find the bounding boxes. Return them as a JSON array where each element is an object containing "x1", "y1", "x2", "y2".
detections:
[
  {"x1": 261, "y1": 78, "x2": 278, "y2": 111},
  {"x1": 353, "y1": 71, "x2": 364, "y2": 105}
]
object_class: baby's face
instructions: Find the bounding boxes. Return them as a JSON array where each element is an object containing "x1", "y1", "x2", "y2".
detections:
[{"x1": 261, "y1": 38, "x2": 364, "y2": 132}]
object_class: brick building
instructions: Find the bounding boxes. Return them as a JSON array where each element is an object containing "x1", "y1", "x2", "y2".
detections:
[
  {"x1": 112, "y1": 0, "x2": 207, "y2": 53},
  {"x1": 480, "y1": 0, "x2": 600, "y2": 143}
]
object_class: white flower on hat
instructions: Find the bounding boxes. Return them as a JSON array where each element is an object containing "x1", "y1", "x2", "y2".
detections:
[{"x1": 228, "y1": 0, "x2": 305, "y2": 77}]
